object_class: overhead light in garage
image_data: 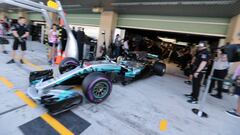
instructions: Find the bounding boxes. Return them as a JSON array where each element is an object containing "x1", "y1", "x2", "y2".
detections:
[
  {"x1": 92, "y1": 7, "x2": 103, "y2": 13},
  {"x1": 112, "y1": 0, "x2": 237, "y2": 6},
  {"x1": 176, "y1": 42, "x2": 188, "y2": 46},
  {"x1": 158, "y1": 37, "x2": 176, "y2": 43}
]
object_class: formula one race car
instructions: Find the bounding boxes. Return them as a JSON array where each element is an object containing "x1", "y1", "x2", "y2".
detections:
[
  {"x1": 58, "y1": 51, "x2": 166, "y2": 85},
  {"x1": 27, "y1": 52, "x2": 166, "y2": 115}
]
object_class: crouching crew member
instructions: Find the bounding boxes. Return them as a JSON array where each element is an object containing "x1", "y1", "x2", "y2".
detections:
[
  {"x1": 185, "y1": 42, "x2": 210, "y2": 104},
  {"x1": 7, "y1": 17, "x2": 29, "y2": 64}
]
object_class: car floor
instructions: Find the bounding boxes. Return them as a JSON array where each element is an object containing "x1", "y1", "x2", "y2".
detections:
[{"x1": 0, "y1": 39, "x2": 239, "y2": 135}]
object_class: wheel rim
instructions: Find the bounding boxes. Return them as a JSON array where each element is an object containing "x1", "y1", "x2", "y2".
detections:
[
  {"x1": 162, "y1": 68, "x2": 166, "y2": 73},
  {"x1": 92, "y1": 81, "x2": 109, "y2": 99}
]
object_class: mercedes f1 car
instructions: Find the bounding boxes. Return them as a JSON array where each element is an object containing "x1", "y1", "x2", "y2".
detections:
[{"x1": 27, "y1": 52, "x2": 166, "y2": 115}]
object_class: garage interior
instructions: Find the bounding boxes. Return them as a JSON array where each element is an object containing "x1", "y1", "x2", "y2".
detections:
[{"x1": 0, "y1": 0, "x2": 240, "y2": 135}]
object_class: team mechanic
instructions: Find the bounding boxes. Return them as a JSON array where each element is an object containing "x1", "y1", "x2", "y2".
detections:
[
  {"x1": 185, "y1": 42, "x2": 210, "y2": 104},
  {"x1": 7, "y1": 17, "x2": 29, "y2": 64}
]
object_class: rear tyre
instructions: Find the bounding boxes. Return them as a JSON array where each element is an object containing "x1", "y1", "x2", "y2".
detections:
[
  {"x1": 59, "y1": 57, "x2": 79, "y2": 74},
  {"x1": 153, "y1": 62, "x2": 166, "y2": 76},
  {"x1": 82, "y1": 72, "x2": 112, "y2": 104}
]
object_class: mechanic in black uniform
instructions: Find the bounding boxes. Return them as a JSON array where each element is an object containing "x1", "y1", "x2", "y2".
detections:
[
  {"x1": 76, "y1": 27, "x2": 85, "y2": 60},
  {"x1": 7, "y1": 17, "x2": 29, "y2": 64},
  {"x1": 185, "y1": 42, "x2": 210, "y2": 104},
  {"x1": 59, "y1": 25, "x2": 67, "y2": 53}
]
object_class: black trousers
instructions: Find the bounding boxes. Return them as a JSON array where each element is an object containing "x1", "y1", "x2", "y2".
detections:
[
  {"x1": 61, "y1": 40, "x2": 67, "y2": 52},
  {"x1": 78, "y1": 42, "x2": 84, "y2": 60},
  {"x1": 208, "y1": 69, "x2": 228, "y2": 96},
  {"x1": 192, "y1": 72, "x2": 204, "y2": 100}
]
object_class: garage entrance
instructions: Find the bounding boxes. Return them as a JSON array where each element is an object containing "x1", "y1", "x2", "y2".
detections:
[{"x1": 121, "y1": 28, "x2": 224, "y2": 77}]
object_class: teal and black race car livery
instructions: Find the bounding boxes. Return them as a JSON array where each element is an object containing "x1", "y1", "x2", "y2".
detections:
[{"x1": 27, "y1": 51, "x2": 166, "y2": 115}]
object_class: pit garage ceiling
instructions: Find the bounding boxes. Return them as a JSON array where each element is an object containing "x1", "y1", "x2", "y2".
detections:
[{"x1": 0, "y1": 0, "x2": 240, "y2": 18}]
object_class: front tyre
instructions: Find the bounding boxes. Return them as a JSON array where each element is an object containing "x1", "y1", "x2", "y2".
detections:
[
  {"x1": 82, "y1": 72, "x2": 112, "y2": 103},
  {"x1": 59, "y1": 57, "x2": 79, "y2": 74}
]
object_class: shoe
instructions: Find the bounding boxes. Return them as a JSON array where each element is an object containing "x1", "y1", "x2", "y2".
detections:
[
  {"x1": 211, "y1": 94, "x2": 222, "y2": 99},
  {"x1": 184, "y1": 94, "x2": 192, "y2": 98},
  {"x1": 226, "y1": 110, "x2": 240, "y2": 118},
  {"x1": 184, "y1": 81, "x2": 192, "y2": 85},
  {"x1": 20, "y1": 59, "x2": 24, "y2": 64},
  {"x1": 7, "y1": 59, "x2": 15, "y2": 64},
  {"x1": 3, "y1": 50, "x2": 8, "y2": 54},
  {"x1": 187, "y1": 98, "x2": 198, "y2": 104}
]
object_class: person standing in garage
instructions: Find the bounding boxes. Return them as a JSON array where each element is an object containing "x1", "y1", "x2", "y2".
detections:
[
  {"x1": 122, "y1": 38, "x2": 129, "y2": 55},
  {"x1": 114, "y1": 34, "x2": 121, "y2": 57},
  {"x1": 0, "y1": 19, "x2": 8, "y2": 54},
  {"x1": 72, "y1": 27, "x2": 77, "y2": 38},
  {"x1": 184, "y1": 56, "x2": 196, "y2": 85},
  {"x1": 59, "y1": 25, "x2": 67, "y2": 54},
  {"x1": 76, "y1": 27, "x2": 85, "y2": 60},
  {"x1": 208, "y1": 48, "x2": 229, "y2": 99},
  {"x1": 7, "y1": 17, "x2": 29, "y2": 64},
  {"x1": 185, "y1": 42, "x2": 210, "y2": 104}
]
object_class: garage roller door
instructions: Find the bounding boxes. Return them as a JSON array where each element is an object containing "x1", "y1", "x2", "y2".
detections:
[{"x1": 117, "y1": 15, "x2": 230, "y2": 37}]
